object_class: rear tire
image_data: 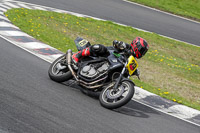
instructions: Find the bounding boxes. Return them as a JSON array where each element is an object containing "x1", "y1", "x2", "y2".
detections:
[
  {"x1": 48, "y1": 55, "x2": 72, "y2": 82},
  {"x1": 99, "y1": 81, "x2": 134, "y2": 109}
]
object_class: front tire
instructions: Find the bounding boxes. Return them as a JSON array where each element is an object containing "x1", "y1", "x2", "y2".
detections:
[
  {"x1": 48, "y1": 54, "x2": 72, "y2": 82},
  {"x1": 99, "y1": 81, "x2": 134, "y2": 109}
]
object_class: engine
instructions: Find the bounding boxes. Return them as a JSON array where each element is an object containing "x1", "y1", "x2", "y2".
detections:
[{"x1": 80, "y1": 62, "x2": 109, "y2": 79}]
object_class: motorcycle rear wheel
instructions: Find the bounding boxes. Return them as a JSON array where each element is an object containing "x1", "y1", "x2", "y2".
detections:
[
  {"x1": 48, "y1": 54, "x2": 72, "y2": 82},
  {"x1": 99, "y1": 81, "x2": 134, "y2": 109}
]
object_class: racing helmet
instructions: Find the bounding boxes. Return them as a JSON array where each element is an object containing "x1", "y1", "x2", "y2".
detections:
[{"x1": 131, "y1": 37, "x2": 149, "y2": 59}]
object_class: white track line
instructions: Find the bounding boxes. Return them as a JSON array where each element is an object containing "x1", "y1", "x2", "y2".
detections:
[
  {"x1": 33, "y1": 6, "x2": 47, "y2": 11},
  {"x1": 123, "y1": 0, "x2": 200, "y2": 25}
]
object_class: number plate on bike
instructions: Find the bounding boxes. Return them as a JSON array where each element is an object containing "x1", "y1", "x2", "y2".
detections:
[{"x1": 126, "y1": 55, "x2": 138, "y2": 76}]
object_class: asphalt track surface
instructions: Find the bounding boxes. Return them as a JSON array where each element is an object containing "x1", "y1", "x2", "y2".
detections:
[
  {"x1": 0, "y1": 0, "x2": 200, "y2": 133},
  {"x1": 0, "y1": 37, "x2": 199, "y2": 133},
  {"x1": 17, "y1": 0, "x2": 200, "y2": 46}
]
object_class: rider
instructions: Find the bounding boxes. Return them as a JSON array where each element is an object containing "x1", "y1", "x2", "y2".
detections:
[{"x1": 72, "y1": 37, "x2": 149, "y2": 64}]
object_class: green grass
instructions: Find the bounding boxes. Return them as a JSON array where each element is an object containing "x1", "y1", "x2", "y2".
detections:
[
  {"x1": 128, "y1": 0, "x2": 200, "y2": 22},
  {"x1": 5, "y1": 8, "x2": 200, "y2": 110}
]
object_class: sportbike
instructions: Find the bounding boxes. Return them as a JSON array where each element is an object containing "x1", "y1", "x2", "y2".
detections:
[{"x1": 48, "y1": 37, "x2": 140, "y2": 109}]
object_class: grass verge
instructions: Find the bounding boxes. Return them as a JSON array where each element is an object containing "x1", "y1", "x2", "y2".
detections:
[
  {"x1": 5, "y1": 8, "x2": 200, "y2": 110},
  {"x1": 128, "y1": 0, "x2": 200, "y2": 22}
]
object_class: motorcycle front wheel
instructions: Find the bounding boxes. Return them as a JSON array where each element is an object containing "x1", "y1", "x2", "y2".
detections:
[
  {"x1": 48, "y1": 54, "x2": 72, "y2": 82},
  {"x1": 99, "y1": 81, "x2": 134, "y2": 109}
]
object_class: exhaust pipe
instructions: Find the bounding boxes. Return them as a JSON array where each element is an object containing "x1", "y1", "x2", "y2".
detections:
[{"x1": 67, "y1": 49, "x2": 79, "y2": 81}]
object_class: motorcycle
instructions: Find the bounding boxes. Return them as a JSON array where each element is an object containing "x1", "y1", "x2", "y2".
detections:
[{"x1": 48, "y1": 37, "x2": 140, "y2": 109}]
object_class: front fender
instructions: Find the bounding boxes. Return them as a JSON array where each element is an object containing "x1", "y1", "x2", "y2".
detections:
[{"x1": 121, "y1": 78, "x2": 135, "y2": 86}]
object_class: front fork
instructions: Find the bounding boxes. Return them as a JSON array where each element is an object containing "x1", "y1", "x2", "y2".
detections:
[{"x1": 113, "y1": 62, "x2": 128, "y2": 90}]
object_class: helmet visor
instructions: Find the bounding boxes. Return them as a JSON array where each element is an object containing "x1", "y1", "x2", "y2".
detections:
[{"x1": 138, "y1": 45, "x2": 148, "y2": 56}]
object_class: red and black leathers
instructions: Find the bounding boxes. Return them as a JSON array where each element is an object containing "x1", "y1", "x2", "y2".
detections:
[
  {"x1": 72, "y1": 37, "x2": 149, "y2": 64},
  {"x1": 72, "y1": 44, "x2": 109, "y2": 64}
]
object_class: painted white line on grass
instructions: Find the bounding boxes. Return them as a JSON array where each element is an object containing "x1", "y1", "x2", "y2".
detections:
[
  {"x1": 33, "y1": 6, "x2": 47, "y2": 11},
  {"x1": 51, "y1": 9, "x2": 65, "y2": 14},
  {"x1": 123, "y1": 0, "x2": 200, "y2": 25}
]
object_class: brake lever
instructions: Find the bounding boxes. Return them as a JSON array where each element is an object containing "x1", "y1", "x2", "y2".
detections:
[
  {"x1": 137, "y1": 75, "x2": 140, "y2": 80},
  {"x1": 136, "y1": 69, "x2": 140, "y2": 80}
]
